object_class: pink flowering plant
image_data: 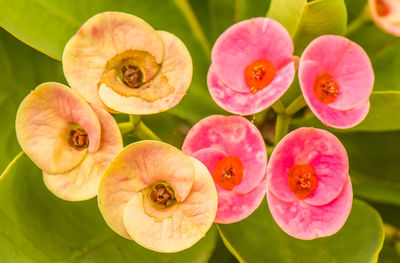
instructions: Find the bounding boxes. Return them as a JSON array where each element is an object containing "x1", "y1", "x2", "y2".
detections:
[{"x1": 1, "y1": 0, "x2": 399, "y2": 262}]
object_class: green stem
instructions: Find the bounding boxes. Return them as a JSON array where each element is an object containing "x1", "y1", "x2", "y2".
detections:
[
  {"x1": 117, "y1": 115, "x2": 161, "y2": 141},
  {"x1": 274, "y1": 114, "x2": 291, "y2": 145},
  {"x1": 271, "y1": 100, "x2": 286, "y2": 115},
  {"x1": 285, "y1": 95, "x2": 307, "y2": 116},
  {"x1": 346, "y1": 4, "x2": 371, "y2": 36},
  {"x1": 134, "y1": 121, "x2": 161, "y2": 141}
]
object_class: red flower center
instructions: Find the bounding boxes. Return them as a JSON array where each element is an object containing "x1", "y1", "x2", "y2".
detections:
[
  {"x1": 245, "y1": 59, "x2": 276, "y2": 94},
  {"x1": 288, "y1": 164, "x2": 317, "y2": 200},
  {"x1": 314, "y1": 73, "x2": 339, "y2": 104},
  {"x1": 213, "y1": 157, "x2": 243, "y2": 190},
  {"x1": 376, "y1": 0, "x2": 389, "y2": 16}
]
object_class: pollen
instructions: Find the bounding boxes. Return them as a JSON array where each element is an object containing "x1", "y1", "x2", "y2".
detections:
[
  {"x1": 288, "y1": 164, "x2": 317, "y2": 200},
  {"x1": 213, "y1": 156, "x2": 243, "y2": 190},
  {"x1": 244, "y1": 59, "x2": 276, "y2": 93},
  {"x1": 314, "y1": 72, "x2": 339, "y2": 104}
]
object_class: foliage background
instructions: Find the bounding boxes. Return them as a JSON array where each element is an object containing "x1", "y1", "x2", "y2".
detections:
[{"x1": 0, "y1": 0, "x2": 398, "y2": 262}]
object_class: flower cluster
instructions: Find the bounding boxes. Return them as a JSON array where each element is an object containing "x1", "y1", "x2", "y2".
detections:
[
  {"x1": 208, "y1": 18, "x2": 374, "y2": 129},
  {"x1": 15, "y1": 8, "x2": 374, "y2": 254}
]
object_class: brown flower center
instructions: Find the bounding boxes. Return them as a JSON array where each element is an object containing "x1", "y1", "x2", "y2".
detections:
[
  {"x1": 314, "y1": 72, "x2": 339, "y2": 104},
  {"x1": 68, "y1": 128, "x2": 88, "y2": 150},
  {"x1": 121, "y1": 65, "x2": 143, "y2": 88},
  {"x1": 150, "y1": 183, "x2": 176, "y2": 208},
  {"x1": 288, "y1": 164, "x2": 317, "y2": 199}
]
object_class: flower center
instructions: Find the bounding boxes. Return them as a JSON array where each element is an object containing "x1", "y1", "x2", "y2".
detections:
[
  {"x1": 288, "y1": 164, "x2": 317, "y2": 199},
  {"x1": 149, "y1": 183, "x2": 176, "y2": 208},
  {"x1": 376, "y1": 0, "x2": 389, "y2": 16},
  {"x1": 244, "y1": 59, "x2": 276, "y2": 94},
  {"x1": 213, "y1": 157, "x2": 243, "y2": 190},
  {"x1": 121, "y1": 65, "x2": 143, "y2": 88},
  {"x1": 314, "y1": 73, "x2": 339, "y2": 104},
  {"x1": 68, "y1": 128, "x2": 88, "y2": 151}
]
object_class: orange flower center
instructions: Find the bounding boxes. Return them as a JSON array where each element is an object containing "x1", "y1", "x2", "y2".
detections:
[
  {"x1": 288, "y1": 164, "x2": 317, "y2": 200},
  {"x1": 376, "y1": 0, "x2": 389, "y2": 16},
  {"x1": 68, "y1": 128, "x2": 89, "y2": 151},
  {"x1": 314, "y1": 73, "x2": 339, "y2": 104},
  {"x1": 213, "y1": 157, "x2": 243, "y2": 190},
  {"x1": 245, "y1": 59, "x2": 276, "y2": 94}
]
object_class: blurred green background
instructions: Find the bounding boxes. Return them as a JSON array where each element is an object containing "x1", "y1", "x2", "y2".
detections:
[{"x1": 0, "y1": 0, "x2": 399, "y2": 262}]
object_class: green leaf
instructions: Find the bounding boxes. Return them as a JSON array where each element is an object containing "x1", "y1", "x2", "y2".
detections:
[
  {"x1": 337, "y1": 132, "x2": 400, "y2": 206},
  {"x1": 0, "y1": 0, "x2": 224, "y2": 122},
  {"x1": 0, "y1": 28, "x2": 65, "y2": 173},
  {"x1": 235, "y1": 0, "x2": 271, "y2": 22},
  {"x1": 218, "y1": 199, "x2": 384, "y2": 263},
  {"x1": 292, "y1": 91, "x2": 400, "y2": 132},
  {"x1": 379, "y1": 241, "x2": 400, "y2": 263},
  {"x1": 267, "y1": 0, "x2": 347, "y2": 54},
  {"x1": 344, "y1": 0, "x2": 367, "y2": 23},
  {"x1": 0, "y1": 153, "x2": 218, "y2": 262}
]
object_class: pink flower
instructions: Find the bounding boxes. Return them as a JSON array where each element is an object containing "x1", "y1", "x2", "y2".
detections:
[
  {"x1": 299, "y1": 35, "x2": 374, "y2": 129},
  {"x1": 266, "y1": 127, "x2": 353, "y2": 240},
  {"x1": 182, "y1": 115, "x2": 267, "y2": 223},
  {"x1": 208, "y1": 18, "x2": 296, "y2": 115},
  {"x1": 369, "y1": 0, "x2": 400, "y2": 36}
]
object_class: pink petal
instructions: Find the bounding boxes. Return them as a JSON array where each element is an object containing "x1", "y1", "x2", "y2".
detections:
[
  {"x1": 267, "y1": 176, "x2": 353, "y2": 240},
  {"x1": 299, "y1": 60, "x2": 370, "y2": 128},
  {"x1": 268, "y1": 128, "x2": 348, "y2": 205},
  {"x1": 208, "y1": 62, "x2": 295, "y2": 115},
  {"x1": 300, "y1": 36, "x2": 374, "y2": 111},
  {"x1": 182, "y1": 115, "x2": 267, "y2": 194},
  {"x1": 211, "y1": 17, "x2": 294, "y2": 93},
  {"x1": 215, "y1": 176, "x2": 267, "y2": 224}
]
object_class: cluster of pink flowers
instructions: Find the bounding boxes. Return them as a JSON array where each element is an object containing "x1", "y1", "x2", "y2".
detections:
[{"x1": 15, "y1": 8, "x2": 376, "y2": 254}]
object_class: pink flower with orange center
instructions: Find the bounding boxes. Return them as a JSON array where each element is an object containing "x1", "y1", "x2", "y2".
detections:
[
  {"x1": 267, "y1": 127, "x2": 352, "y2": 240},
  {"x1": 208, "y1": 18, "x2": 296, "y2": 115},
  {"x1": 369, "y1": 0, "x2": 400, "y2": 36},
  {"x1": 182, "y1": 115, "x2": 267, "y2": 223},
  {"x1": 299, "y1": 35, "x2": 374, "y2": 129}
]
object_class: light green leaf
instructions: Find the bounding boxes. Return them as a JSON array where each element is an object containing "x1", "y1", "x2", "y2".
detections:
[
  {"x1": 292, "y1": 91, "x2": 400, "y2": 132},
  {"x1": 0, "y1": 28, "x2": 65, "y2": 173},
  {"x1": 0, "y1": 153, "x2": 218, "y2": 262},
  {"x1": 0, "y1": 0, "x2": 224, "y2": 122},
  {"x1": 218, "y1": 199, "x2": 384, "y2": 263},
  {"x1": 268, "y1": 0, "x2": 347, "y2": 54}
]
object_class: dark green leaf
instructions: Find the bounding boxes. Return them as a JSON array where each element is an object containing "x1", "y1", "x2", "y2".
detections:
[
  {"x1": 218, "y1": 199, "x2": 384, "y2": 263},
  {"x1": 0, "y1": 153, "x2": 218, "y2": 262}
]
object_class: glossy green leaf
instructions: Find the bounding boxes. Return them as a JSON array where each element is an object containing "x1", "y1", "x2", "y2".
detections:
[
  {"x1": 337, "y1": 132, "x2": 400, "y2": 206},
  {"x1": 0, "y1": 153, "x2": 218, "y2": 262},
  {"x1": 0, "y1": 0, "x2": 224, "y2": 122},
  {"x1": 0, "y1": 28, "x2": 65, "y2": 172},
  {"x1": 292, "y1": 91, "x2": 400, "y2": 132},
  {"x1": 267, "y1": 0, "x2": 347, "y2": 54},
  {"x1": 218, "y1": 199, "x2": 384, "y2": 263}
]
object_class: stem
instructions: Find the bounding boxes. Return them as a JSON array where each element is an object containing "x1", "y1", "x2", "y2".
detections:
[
  {"x1": 117, "y1": 115, "x2": 161, "y2": 141},
  {"x1": 274, "y1": 114, "x2": 291, "y2": 145},
  {"x1": 285, "y1": 95, "x2": 307, "y2": 116},
  {"x1": 271, "y1": 100, "x2": 286, "y2": 115},
  {"x1": 134, "y1": 121, "x2": 161, "y2": 141},
  {"x1": 346, "y1": 4, "x2": 371, "y2": 36}
]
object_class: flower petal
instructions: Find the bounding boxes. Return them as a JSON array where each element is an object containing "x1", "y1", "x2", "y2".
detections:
[
  {"x1": 300, "y1": 60, "x2": 370, "y2": 128},
  {"x1": 300, "y1": 36, "x2": 374, "y2": 111},
  {"x1": 208, "y1": 63, "x2": 295, "y2": 115},
  {"x1": 268, "y1": 128, "x2": 348, "y2": 205},
  {"x1": 43, "y1": 105, "x2": 123, "y2": 201},
  {"x1": 98, "y1": 141, "x2": 194, "y2": 239},
  {"x1": 369, "y1": 0, "x2": 400, "y2": 36},
  {"x1": 211, "y1": 17, "x2": 294, "y2": 93},
  {"x1": 267, "y1": 176, "x2": 353, "y2": 240},
  {"x1": 122, "y1": 157, "x2": 217, "y2": 253},
  {"x1": 63, "y1": 11, "x2": 164, "y2": 108},
  {"x1": 182, "y1": 115, "x2": 267, "y2": 194},
  {"x1": 16, "y1": 82, "x2": 101, "y2": 174},
  {"x1": 99, "y1": 30, "x2": 192, "y2": 114}
]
